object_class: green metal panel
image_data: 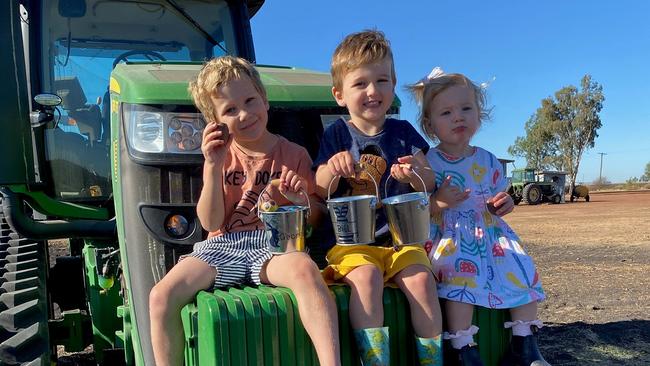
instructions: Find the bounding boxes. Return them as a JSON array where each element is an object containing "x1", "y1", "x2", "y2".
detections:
[
  {"x1": 186, "y1": 285, "x2": 510, "y2": 366},
  {"x1": 110, "y1": 63, "x2": 338, "y2": 107},
  {"x1": 0, "y1": 0, "x2": 35, "y2": 185}
]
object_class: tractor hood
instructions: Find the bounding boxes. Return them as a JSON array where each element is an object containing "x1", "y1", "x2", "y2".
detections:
[{"x1": 110, "y1": 63, "x2": 337, "y2": 107}]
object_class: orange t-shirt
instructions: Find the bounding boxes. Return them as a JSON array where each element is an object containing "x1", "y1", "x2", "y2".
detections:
[{"x1": 208, "y1": 136, "x2": 315, "y2": 237}]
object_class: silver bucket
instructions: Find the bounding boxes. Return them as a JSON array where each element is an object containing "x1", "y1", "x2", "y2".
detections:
[
  {"x1": 257, "y1": 184, "x2": 310, "y2": 255},
  {"x1": 381, "y1": 169, "x2": 430, "y2": 246},
  {"x1": 259, "y1": 206, "x2": 308, "y2": 254},
  {"x1": 326, "y1": 168, "x2": 379, "y2": 245}
]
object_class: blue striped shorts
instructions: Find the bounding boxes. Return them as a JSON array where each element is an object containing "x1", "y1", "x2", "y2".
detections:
[{"x1": 184, "y1": 230, "x2": 272, "y2": 289}]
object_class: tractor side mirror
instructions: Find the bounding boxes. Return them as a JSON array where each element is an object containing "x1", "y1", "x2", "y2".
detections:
[
  {"x1": 34, "y1": 93, "x2": 62, "y2": 108},
  {"x1": 31, "y1": 94, "x2": 62, "y2": 128}
]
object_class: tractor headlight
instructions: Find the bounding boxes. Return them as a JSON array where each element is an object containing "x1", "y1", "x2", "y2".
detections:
[{"x1": 123, "y1": 104, "x2": 206, "y2": 162}]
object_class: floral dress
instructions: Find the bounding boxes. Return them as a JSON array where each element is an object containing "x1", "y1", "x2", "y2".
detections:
[{"x1": 424, "y1": 147, "x2": 545, "y2": 309}]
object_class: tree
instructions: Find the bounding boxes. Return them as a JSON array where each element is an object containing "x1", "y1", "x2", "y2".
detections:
[
  {"x1": 512, "y1": 75, "x2": 604, "y2": 191},
  {"x1": 641, "y1": 162, "x2": 650, "y2": 182},
  {"x1": 508, "y1": 113, "x2": 563, "y2": 171}
]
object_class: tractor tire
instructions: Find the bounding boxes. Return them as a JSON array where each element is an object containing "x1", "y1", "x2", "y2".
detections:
[
  {"x1": 585, "y1": 195, "x2": 590, "y2": 202},
  {"x1": 522, "y1": 184, "x2": 542, "y2": 205},
  {"x1": 0, "y1": 199, "x2": 51, "y2": 366}
]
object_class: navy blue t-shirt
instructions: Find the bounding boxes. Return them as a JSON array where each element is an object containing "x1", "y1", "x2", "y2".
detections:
[{"x1": 314, "y1": 118, "x2": 430, "y2": 247}]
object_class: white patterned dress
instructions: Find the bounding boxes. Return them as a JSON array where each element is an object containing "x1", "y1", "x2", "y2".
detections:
[{"x1": 425, "y1": 147, "x2": 545, "y2": 309}]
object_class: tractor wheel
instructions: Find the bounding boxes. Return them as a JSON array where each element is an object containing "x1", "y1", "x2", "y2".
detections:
[
  {"x1": 522, "y1": 184, "x2": 542, "y2": 205},
  {"x1": 0, "y1": 199, "x2": 51, "y2": 366},
  {"x1": 585, "y1": 195, "x2": 590, "y2": 202}
]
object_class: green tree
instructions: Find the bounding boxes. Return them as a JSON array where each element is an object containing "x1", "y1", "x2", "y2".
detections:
[
  {"x1": 514, "y1": 75, "x2": 604, "y2": 191},
  {"x1": 508, "y1": 113, "x2": 563, "y2": 170},
  {"x1": 641, "y1": 162, "x2": 650, "y2": 182}
]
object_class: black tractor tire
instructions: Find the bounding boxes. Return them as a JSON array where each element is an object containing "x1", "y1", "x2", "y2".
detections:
[
  {"x1": 522, "y1": 184, "x2": 543, "y2": 205},
  {"x1": 585, "y1": 195, "x2": 590, "y2": 202},
  {"x1": 0, "y1": 199, "x2": 51, "y2": 366}
]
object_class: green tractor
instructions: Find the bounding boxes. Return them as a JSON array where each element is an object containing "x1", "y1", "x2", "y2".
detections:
[
  {"x1": 0, "y1": 1, "x2": 511, "y2": 365},
  {"x1": 508, "y1": 169, "x2": 565, "y2": 205}
]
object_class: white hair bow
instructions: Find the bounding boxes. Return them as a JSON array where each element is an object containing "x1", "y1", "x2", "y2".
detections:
[{"x1": 419, "y1": 66, "x2": 446, "y2": 84}]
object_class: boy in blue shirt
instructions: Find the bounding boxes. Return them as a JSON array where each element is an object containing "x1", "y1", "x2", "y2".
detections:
[{"x1": 314, "y1": 30, "x2": 442, "y2": 365}]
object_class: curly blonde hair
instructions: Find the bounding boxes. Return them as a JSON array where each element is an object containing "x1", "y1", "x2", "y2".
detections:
[
  {"x1": 331, "y1": 30, "x2": 396, "y2": 90},
  {"x1": 188, "y1": 56, "x2": 266, "y2": 122},
  {"x1": 405, "y1": 73, "x2": 491, "y2": 142}
]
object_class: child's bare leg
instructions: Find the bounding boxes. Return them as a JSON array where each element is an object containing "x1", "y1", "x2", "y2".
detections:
[
  {"x1": 262, "y1": 252, "x2": 341, "y2": 366},
  {"x1": 507, "y1": 301, "x2": 542, "y2": 336},
  {"x1": 510, "y1": 301, "x2": 537, "y2": 322},
  {"x1": 393, "y1": 264, "x2": 442, "y2": 337},
  {"x1": 445, "y1": 300, "x2": 475, "y2": 333},
  {"x1": 149, "y1": 257, "x2": 216, "y2": 366},
  {"x1": 342, "y1": 264, "x2": 384, "y2": 329}
]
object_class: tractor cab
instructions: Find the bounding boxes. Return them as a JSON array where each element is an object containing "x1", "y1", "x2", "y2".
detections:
[
  {"x1": 511, "y1": 168, "x2": 536, "y2": 185},
  {"x1": 28, "y1": 0, "x2": 259, "y2": 202}
]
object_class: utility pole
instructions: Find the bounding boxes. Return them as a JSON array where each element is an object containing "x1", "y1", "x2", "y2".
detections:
[{"x1": 598, "y1": 152, "x2": 607, "y2": 184}]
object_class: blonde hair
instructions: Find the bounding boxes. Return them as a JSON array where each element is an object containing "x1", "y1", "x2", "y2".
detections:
[
  {"x1": 331, "y1": 30, "x2": 396, "y2": 90},
  {"x1": 406, "y1": 73, "x2": 491, "y2": 141},
  {"x1": 188, "y1": 56, "x2": 267, "y2": 122}
]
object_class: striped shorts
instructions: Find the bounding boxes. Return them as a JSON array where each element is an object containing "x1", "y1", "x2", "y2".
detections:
[{"x1": 184, "y1": 230, "x2": 272, "y2": 289}]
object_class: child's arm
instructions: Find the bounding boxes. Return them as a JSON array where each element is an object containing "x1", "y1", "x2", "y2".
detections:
[
  {"x1": 314, "y1": 151, "x2": 356, "y2": 199},
  {"x1": 429, "y1": 176, "x2": 470, "y2": 214},
  {"x1": 390, "y1": 151, "x2": 435, "y2": 192},
  {"x1": 277, "y1": 167, "x2": 324, "y2": 226},
  {"x1": 196, "y1": 122, "x2": 230, "y2": 231}
]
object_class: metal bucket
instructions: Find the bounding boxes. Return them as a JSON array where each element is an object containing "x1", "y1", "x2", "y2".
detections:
[
  {"x1": 381, "y1": 169, "x2": 430, "y2": 246},
  {"x1": 257, "y1": 184, "x2": 310, "y2": 255},
  {"x1": 326, "y1": 168, "x2": 379, "y2": 245}
]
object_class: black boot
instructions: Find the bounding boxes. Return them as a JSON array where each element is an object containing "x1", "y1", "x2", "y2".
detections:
[
  {"x1": 500, "y1": 333, "x2": 550, "y2": 366},
  {"x1": 452, "y1": 343, "x2": 484, "y2": 366}
]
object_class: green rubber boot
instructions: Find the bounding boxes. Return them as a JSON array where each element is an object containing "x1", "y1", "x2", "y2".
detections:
[
  {"x1": 415, "y1": 334, "x2": 443, "y2": 366},
  {"x1": 353, "y1": 327, "x2": 390, "y2": 366}
]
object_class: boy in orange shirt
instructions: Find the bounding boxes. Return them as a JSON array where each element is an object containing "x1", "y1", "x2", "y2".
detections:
[{"x1": 149, "y1": 56, "x2": 340, "y2": 366}]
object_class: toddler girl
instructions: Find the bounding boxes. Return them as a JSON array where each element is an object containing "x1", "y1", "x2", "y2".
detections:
[{"x1": 407, "y1": 68, "x2": 549, "y2": 366}]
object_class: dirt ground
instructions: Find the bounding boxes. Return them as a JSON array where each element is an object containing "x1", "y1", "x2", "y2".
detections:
[
  {"x1": 55, "y1": 191, "x2": 650, "y2": 365},
  {"x1": 506, "y1": 191, "x2": 650, "y2": 365}
]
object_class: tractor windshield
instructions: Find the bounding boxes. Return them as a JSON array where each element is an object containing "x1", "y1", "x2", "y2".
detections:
[{"x1": 38, "y1": 0, "x2": 239, "y2": 201}]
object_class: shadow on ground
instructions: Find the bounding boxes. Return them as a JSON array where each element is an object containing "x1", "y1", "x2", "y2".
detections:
[{"x1": 540, "y1": 320, "x2": 650, "y2": 365}]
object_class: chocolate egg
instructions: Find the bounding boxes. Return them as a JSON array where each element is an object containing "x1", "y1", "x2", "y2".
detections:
[{"x1": 215, "y1": 122, "x2": 229, "y2": 142}]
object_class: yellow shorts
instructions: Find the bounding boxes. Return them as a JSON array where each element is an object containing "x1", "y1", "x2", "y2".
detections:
[{"x1": 322, "y1": 244, "x2": 432, "y2": 282}]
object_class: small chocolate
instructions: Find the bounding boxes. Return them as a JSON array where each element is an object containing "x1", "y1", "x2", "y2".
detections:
[{"x1": 215, "y1": 123, "x2": 229, "y2": 142}]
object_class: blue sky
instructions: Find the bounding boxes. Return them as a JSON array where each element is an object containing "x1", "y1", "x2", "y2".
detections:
[{"x1": 250, "y1": 1, "x2": 650, "y2": 183}]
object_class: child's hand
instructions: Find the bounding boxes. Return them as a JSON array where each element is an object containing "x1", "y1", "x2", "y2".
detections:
[
  {"x1": 278, "y1": 167, "x2": 308, "y2": 205},
  {"x1": 435, "y1": 176, "x2": 470, "y2": 209},
  {"x1": 389, "y1": 155, "x2": 426, "y2": 189},
  {"x1": 487, "y1": 191, "x2": 514, "y2": 216},
  {"x1": 201, "y1": 122, "x2": 230, "y2": 164},
  {"x1": 326, "y1": 151, "x2": 356, "y2": 178}
]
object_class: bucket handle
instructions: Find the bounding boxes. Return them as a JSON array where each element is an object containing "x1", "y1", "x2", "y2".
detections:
[
  {"x1": 327, "y1": 162, "x2": 379, "y2": 202},
  {"x1": 255, "y1": 181, "x2": 311, "y2": 218},
  {"x1": 384, "y1": 166, "x2": 427, "y2": 198}
]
